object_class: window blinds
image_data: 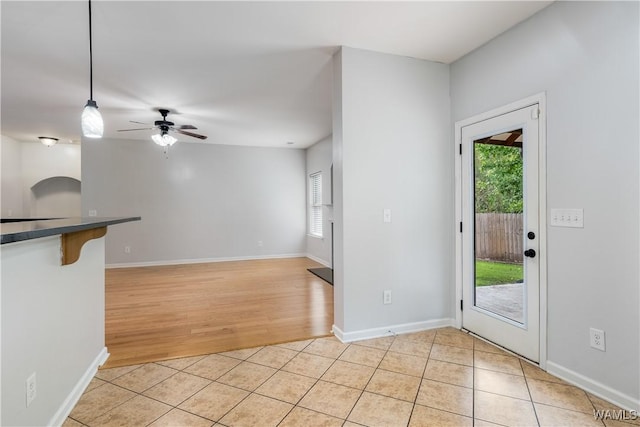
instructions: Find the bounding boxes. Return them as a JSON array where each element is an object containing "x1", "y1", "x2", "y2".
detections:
[{"x1": 310, "y1": 172, "x2": 322, "y2": 237}]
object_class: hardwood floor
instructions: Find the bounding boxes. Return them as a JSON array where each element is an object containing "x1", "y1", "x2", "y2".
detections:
[{"x1": 104, "y1": 257, "x2": 333, "y2": 368}]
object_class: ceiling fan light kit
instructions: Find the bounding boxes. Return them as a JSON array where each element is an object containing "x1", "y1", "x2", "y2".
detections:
[
  {"x1": 81, "y1": 0, "x2": 103, "y2": 139},
  {"x1": 152, "y1": 133, "x2": 177, "y2": 147}
]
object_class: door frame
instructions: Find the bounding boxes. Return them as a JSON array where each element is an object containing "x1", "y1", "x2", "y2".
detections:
[{"x1": 454, "y1": 93, "x2": 548, "y2": 369}]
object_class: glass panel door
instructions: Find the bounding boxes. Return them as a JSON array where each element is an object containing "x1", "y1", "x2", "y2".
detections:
[{"x1": 460, "y1": 104, "x2": 540, "y2": 362}]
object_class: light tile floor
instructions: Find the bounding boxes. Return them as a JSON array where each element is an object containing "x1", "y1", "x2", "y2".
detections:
[{"x1": 64, "y1": 328, "x2": 639, "y2": 427}]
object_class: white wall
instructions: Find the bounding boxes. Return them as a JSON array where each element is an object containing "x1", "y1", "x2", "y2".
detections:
[
  {"x1": 1, "y1": 236, "x2": 107, "y2": 426},
  {"x1": 333, "y1": 50, "x2": 345, "y2": 330},
  {"x1": 333, "y1": 47, "x2": 452, "y2": 339},
  {"x1": 1, "y1": 135, "x2": 23, "y2": 217},
  {"x1": 451, "y1": 1, "x2": 639, "y2": 410},
  {"x1": 81, "y1": 139, "x2": 307, "y2": 265},
  {"x1": 306, "y1": 135, "x2": 333, "y2": 266},
  {"x1": 20, "y1": 142, "x2": 81, "y2": 188},
  {"x1": 0, "y1": 137, "x2": 81, "y2": 218}
]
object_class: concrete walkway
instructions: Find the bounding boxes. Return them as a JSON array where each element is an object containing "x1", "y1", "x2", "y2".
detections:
[{"x1": 475, "y1": 283, "x2": 524, "y2": 323}]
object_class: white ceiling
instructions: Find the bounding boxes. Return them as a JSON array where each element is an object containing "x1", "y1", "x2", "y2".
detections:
[{"x1": 1, "y1": 1, "x2": 551, "y2": 148}]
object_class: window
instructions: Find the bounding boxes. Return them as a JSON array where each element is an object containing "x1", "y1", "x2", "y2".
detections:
[{"x1": 309, "y1": 172, "x2": 323, "y2": 237}]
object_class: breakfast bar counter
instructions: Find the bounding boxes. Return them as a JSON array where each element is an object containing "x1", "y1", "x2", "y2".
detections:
[
  {"x1": 0, "y1": 216, "x2": 140, "y2": 426},
  {"x1": 1, "y1": 216, "x2": 140, "y2": 244}
]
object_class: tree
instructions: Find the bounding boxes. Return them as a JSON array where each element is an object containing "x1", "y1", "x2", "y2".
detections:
[{"x1": 474, "y1": 143, "x2": 523, "y2": 213}]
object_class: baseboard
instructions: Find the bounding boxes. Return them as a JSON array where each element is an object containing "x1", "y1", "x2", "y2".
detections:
[
  {"x1": 106, "y1": 253, "x2": 308, "y2": 269},
  {"x1": 48, "y1": 347, "x2": 110, "y2": 426},
  {"x1": 305, "y1": 253, "x2": 331, "y2": 267},
  {"x1": 332, "y1": 318, "x2": 454, "y2": 343},
  {"x1": 546, "y1": 361, "x2": 640, "y2": 412}
]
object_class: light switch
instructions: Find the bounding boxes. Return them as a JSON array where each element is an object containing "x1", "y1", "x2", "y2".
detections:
[
  {"x1": 550, "y1": 208, "x2": 583, "y2": 228},
  {"x1": 383, "y1": 209, "x2": 392, "y2": 223}
]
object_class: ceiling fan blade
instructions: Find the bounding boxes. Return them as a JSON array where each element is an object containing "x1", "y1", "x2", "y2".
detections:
[
  {"x1": 176, "y1": 129, "x2": 208, "y2": 140},
  {"x1": 178, "y1": 125, "x2": 197, "y2": 130},
  {"x1": 117, "y1": 127, "x2": 154, "y2": 132},
  {"x1": 129, "y1": 120, "x2": 149, "y2": 125}
]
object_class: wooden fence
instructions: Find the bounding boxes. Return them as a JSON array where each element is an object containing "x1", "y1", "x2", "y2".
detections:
[{"x1": 475, "y1": 213, "x2": 523, "y2": 263}]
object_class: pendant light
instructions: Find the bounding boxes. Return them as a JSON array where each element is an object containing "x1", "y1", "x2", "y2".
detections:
[{"x1": 81, "y1": 0, "x2": 103, "y2": 138}]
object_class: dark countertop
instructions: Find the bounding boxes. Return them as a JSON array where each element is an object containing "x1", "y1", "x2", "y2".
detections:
[{"x1": 1, "y1": 217, "x2": 141, "y2": 245}]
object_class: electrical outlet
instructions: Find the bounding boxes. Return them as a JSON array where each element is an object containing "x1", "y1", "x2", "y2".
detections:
[
  {"x1": 88, "y1": 209, "x2": 97, "y2": 217},
  {"x1": 26, "y1": 372, "x2": 36, "y2": 407},
  {"x1": 124, "y1": 246, "x2": 131, "y2": 254},
  {"x1": 590, "y1": 328, "x2": 606, "y2": 351},
  {"x1": 257, "y1": 240, "x2": 263, "y2": 247},
  {"x1": 383, "y1": 290, "x2": 392, "y2": 305}
]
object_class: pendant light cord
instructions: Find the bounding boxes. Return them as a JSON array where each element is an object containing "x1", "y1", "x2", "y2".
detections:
[
  {"x1": 88, "y1": 0, "x2": 94, "y2": 101},
  {"x1": 81, "y1": 0, "x2": 103, "y2": 138}
]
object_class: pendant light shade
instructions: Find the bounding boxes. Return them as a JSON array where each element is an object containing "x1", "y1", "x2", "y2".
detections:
[
  {"x1": 81, "y1": 0, "x2": 103, "y2": 138},
  {"x1": 82, "y1": 99, "x2": 103, "y2": 138},
  {"x1": 152, "y1": 133, "x2": 177, "y2": 147},
  {"x1": 38, "y1": 137, "x2": 59, "y2": 147}
]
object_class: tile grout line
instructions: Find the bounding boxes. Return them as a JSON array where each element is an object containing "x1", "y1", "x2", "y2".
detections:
[
  {"x1": 243, "y1": 336, "x2": 360, "y2": 425},
  {"x1": 153, "y1": 355, "x2": 225, "y2": 424},
  {"x1": 75, "y1": 366, "x2": 151, "y2": 426},
  {"x1": 431, "y1": 329, "x2": 477, "y2": 424},
  {"x1": 95, "y1": 330, "x2": 437, "y2": 425},
  {"x1": 341, "y1": 334, "x2": 397, "y2": 425},
  {"x1": 138, "y1": 366, "x2": 189, "y2": 427},
  {"x1": 520, "y1": 358, "x2": 542, "y2": 427},
  {"x1": 212, "y1": 344, "x2": 316, "y2": 426},
  {"x1": 71, "y1": 327, "x2": 620, "y2": 427},
  {"x1": 377, "y1": 331, "x2": 435, "y2": 424},
  {"x1": 105, "y1": 364, "x2": 193, "y2": 426},
  {"x1": 406, "y1": 332, "x2": 434, "y2": 427},
  {"x1": 290, "y1": 335, "x2": 435, "y2": 424},
  {"x1": 273, "y1": 338, "x2": 344, "y2": 426},
  {"x1": 299, "y1": 338, "x2": 369, "y2": 422},
  {"x1": 520, "y1": 363, "x2": 615, "y2": 420},
  {"x1": 129, "y1": 354, "x2": 241, "y2": 424}
]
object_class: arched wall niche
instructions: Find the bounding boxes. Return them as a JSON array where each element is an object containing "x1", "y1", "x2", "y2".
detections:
[{"x1": 30, "y1": 176, "x2": 81, "y2": 218}]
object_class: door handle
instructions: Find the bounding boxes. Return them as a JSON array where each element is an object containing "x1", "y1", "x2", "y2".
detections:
[{"x1": 524, "y1": 249, "x2": 536, "y2": 258}]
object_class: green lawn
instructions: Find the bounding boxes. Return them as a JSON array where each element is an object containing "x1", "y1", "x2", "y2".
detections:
[{"x1": 475, "y1": 260, "x2": 523, "y2": 286}]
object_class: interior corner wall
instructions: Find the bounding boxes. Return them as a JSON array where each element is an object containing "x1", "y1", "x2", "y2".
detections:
[
  {"x1": 81, "y1": 139, "x2": 307, "y2": 265},
  {"x1": 0, "y1": 137, "x2": 81, "y2": 218},
  {"x1": 305, "y1": 135, "x2": 333, "y2": 265},
  {"x1": 451, "y1": 1, "x2": 639, "y2": 409},
  {"x1": 333, "y1": 47, "x2": 452, "y2": 337}
]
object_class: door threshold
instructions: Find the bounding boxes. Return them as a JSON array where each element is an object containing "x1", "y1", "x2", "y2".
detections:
[{"x1": 462, "y1": 328, "x2": 540, "y2": 367}]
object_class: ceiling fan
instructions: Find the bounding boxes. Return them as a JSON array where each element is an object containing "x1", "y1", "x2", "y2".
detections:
[{"x1": 118, "y1": 108, "x2": 207, "y2": 146}]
